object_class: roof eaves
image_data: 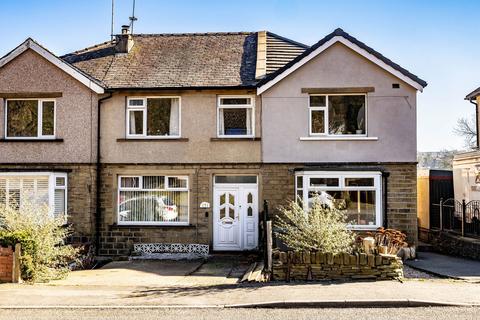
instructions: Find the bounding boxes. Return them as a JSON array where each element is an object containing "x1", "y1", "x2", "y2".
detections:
[
  {"x1": 465, "y1": 87, "x2": 480, "y2": 100},
  {"x1": 258, "y1": 28, "x2": 427, "y2": 90}
]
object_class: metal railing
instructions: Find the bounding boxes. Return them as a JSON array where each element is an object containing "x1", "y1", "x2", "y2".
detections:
[{"x1": 433, "y1": 198, "x2": 480, "y2": 238}]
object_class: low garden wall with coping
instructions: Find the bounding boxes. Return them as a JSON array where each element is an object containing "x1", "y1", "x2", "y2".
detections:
[{"x1": 272, "y1": 250, "x2": 403, "y2": 281}]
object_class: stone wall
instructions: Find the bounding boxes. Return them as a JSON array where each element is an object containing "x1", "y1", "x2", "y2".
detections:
[
  {"x1": 262, "y1": 163, "x2": 418, "y2": 245},
  {"x1": 0, "y1": 246, "x2": 13, "y2": 282},
  {"x1": 272, "y1": 250, "x2": 403, "y2": 281},
  {"x1": 0, "y1": 164, "x2": 97, "y2": 243},
  {"x1": 421, "y1": 229, "x2": 480, "y2": 260}
]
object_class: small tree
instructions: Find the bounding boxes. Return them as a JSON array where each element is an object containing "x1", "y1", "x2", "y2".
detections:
[
  {"x1": 0, "y1": 200, "x2": 79, "y2": 282},
  {"x1": 454, "y1": 115, "x2": 477, "y2": 149},
  {"x1": 275, "y1": 197, "x2": 355, "y2": 254}
]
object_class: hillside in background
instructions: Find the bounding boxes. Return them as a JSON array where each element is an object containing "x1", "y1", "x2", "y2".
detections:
[{"x1": 417, "y1": 150, "x2": 459, "y2": 170}]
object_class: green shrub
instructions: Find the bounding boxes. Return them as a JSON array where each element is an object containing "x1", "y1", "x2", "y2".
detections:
[
  {"x1": 275, "y1": 196, "x2": 355, "y2": 254},
  {"x1": 0, "y1": 201, "x2": 79, "y2": 282}
]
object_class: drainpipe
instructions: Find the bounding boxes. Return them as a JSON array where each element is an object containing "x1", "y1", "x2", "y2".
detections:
[
  {"x1": 382, "y1": 172, "x2": 390, "y2": 228},
  {"x1": 95, "y1": 92, "x2": 113, "y2": 255},
  {"x1": 468, "y1": 98, "x2": 479, "y2": 149}
]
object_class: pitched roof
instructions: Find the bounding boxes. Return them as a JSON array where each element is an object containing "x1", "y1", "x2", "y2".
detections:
[
  {"x1": 0, "y1": 38, "x2": 104, "y2": 94},
  {"x1": 258, "y1": 28, "x2": 427, "y2": 94},
  {"x1": 465, "y1": 86, "x2": 480, "y2": 100},
  {"x1": 62, "y1": 32, "x2": 259, "y2": 89}
]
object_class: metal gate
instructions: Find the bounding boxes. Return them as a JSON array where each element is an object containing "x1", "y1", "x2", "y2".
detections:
[{"x1": 434, "y1": 198, "x2": 480, "y2": 238}]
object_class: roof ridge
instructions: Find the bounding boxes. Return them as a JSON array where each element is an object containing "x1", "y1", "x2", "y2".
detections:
[{"x1": 133, "y1": 31, "x2": 255, "y2": 37}]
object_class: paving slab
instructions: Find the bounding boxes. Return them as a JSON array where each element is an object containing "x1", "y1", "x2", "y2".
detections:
[{"x1": 405, "y1": 252, "x2": 480, "y2": 282}]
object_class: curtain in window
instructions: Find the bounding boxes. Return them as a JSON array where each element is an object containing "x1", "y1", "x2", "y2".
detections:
[
  {"x1": 218, "y1": 108, "x2": 225, "y2": 135},
  {"x1": 246, "y1": 108, "x2": 252, "y2": 135},
  {"x1": 169, "y1": 98, "x2": 180, "y2": 136}
]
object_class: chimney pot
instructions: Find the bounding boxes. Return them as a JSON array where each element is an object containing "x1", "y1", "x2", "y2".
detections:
[{"x1": 121, "y1": 25, "x2": 130, "y2": 35}]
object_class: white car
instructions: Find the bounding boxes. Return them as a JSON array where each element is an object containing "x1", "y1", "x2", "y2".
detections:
[{"x1": 119, "y1": 195, "x2": 178, "y2": 222}]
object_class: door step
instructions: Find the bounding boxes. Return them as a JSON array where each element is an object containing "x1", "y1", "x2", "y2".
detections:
[{"x1": 240, "y1": 261, "x2": 270, "y2": 282}]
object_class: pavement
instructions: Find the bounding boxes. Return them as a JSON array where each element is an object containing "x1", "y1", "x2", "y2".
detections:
[
  {"x1": 0, "y1": 253, "x2": 480, "y2": 308},
  {"x1": 405, "y1": 252, "x2": 480, "y2": 282}
]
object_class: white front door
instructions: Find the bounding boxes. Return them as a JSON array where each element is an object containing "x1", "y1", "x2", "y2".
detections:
[{"x1": 213, "y1": 182, "x2": 258, "y2": 251}]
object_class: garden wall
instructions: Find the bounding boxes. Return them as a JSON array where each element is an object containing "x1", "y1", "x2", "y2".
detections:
[
  {"x1": 420, "y1": 229, "x2": 480, "y2": 260},
  {"x1": 272, "y1": 250, "x2": 403, "y2": 281}
]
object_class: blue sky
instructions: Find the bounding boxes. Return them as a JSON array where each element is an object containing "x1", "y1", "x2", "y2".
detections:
[{"x1": 1, "y1": 0, "x2": 478, "y2": 151}]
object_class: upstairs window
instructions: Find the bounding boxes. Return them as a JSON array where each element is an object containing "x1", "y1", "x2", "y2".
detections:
[
  {"x1": 309, "y1": 94, "x2": 366, "y2": 136},
  {"x1": 126, "y1": 97, "x2": 180, "y2": 138},
  {"x1": 217, "y1": 96, "x2": 254, "y2": 137},
  {"x1": 5, "y1": 99, "x2": 55, "y2": 139}
]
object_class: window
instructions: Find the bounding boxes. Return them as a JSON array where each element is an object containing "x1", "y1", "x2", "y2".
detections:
[
  {"x1": 118, "y1": 175, "x2": 189, "y2": 225},
  {"x1": 295, "y1": 172, "x2": 381, "y2": 229},
  {"x1": 126, "y1": 97, "x2": 180, "y2": 138},
  {"x1": 217, "y1": 96, "x2": 254, "y2": 137},
  {"x1": 5, "y1": 99, "x2": 55, "y2": 139},
  {"x1": 309, "y1": 94, "x2": 366, "y2": 136},
  {"x1": 0, "y1": 172, "x2": 67, "y2": 217}
]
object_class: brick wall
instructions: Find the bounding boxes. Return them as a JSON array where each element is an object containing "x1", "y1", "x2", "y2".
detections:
[
  {"x1": 0, "y1": 246, "x2": 13, "y2": 282},
  {"x1": 0, "y1": 164, "x2": 97, "y2": 243}
]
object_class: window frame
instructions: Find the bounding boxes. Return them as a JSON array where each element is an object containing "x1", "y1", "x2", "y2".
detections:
[
  {"x1": 5, "y1": 98, "x2": 56, "y2": 139},
  {"x1": 117, "y1": 175, "x2": 190, "y2": 226},
  {"x1": 125, "y1": 96, "x2": 182, "y2": 139},
  {"x1": 216, "y1": 95, "x2": 255, "y2": 138},
  {"x1": 0, "y1": 172, "x2": 67, "y2": 218},
  {"x1": 308, "y1": 93, "x2": 367, "y2": 137},
  {"x1": 295, "y1": 171, "x2": 382, "y2": 230}
]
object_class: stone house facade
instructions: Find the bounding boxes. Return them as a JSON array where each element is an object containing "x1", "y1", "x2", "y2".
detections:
[{"x1": 0, "y1": 28, "x2": 426, "y2": 255}]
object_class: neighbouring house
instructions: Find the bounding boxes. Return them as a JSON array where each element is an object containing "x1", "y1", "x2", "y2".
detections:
[
  {"x1": 453, "y1": 88, "x2": 480, "y2": 202},
  {"x1": 0, "y1": 27, "x2": 426, "y2": 256}
]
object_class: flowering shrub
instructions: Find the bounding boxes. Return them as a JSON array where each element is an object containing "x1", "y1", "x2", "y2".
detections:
[
  {"x1": 275, "y1": 197, "x2": 355, "y2": 254},
  {"x1": 0, "y1": 201, "x2": 79, "y2": 282}
]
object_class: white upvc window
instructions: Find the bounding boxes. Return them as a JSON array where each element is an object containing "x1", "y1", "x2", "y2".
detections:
[
  {"x1": 217, "y1": 95, "x2": 254, "y2": 138},
  {"x1": 0, "y1": 172, "x2": 67, "y2": 217},
  {"x1": 5, "y1": 99, "x2": 56, "y2": 139},
  {"x1": 295, "y1": 171, "x2": 382, "y2": 230},
  {"x1": 117, "y1": 175, "x2": 189, "y2": 225},
  {"x1": 126, "y1": 97, "x2": 181, "y2": 139},
  {"x1": 309, "y1": 94, "x2": 367, "y2": 136}
]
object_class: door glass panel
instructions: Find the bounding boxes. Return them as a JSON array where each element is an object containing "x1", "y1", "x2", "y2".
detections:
[
  {"x1": 229, "y1": 193, "x2": 235, "y2": 206},
  {"x1": 215, "y1": 176, "x2": 257, "y2": 184},
  {"x1": 247, "y1": 206, "x2": 253, "y2": 217},
  {"x1": 220, "y1": 193, "x2": 226, "y2": 205},
  {"x1": 220, "y1": 208, "x2": 226, "y2": 219},
  {"x1": 247, "y1": 192, "x2": 253, "y2": 204}
]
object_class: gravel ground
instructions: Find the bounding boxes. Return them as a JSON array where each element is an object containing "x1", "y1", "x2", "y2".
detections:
[{"x1": 403, "y1": 265, "x2": 439, "y2": 279}]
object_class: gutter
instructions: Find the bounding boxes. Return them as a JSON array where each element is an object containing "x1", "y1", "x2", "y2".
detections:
[
  {"x1": 469, "y1": 98, "x2": 479, "y2": 149},
  {"x1": 95, "y1": 93, "x2": 113, "y2": 255}
]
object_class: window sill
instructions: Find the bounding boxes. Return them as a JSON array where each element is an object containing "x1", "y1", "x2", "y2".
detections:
[
  {"x1": 299, "y1": 136, "x2": 378, "y2": 141},
  {"x1": 117, "y1": 138, "x2": 189, "y2": 142},
  {"x1": 0, "y1": 138, "x2": 64, "y2": 143},
  {"x1": 211, "y1": 137, "x2": 261, "y2": 141},
  {"x1": 111, "y1": 223, "x2": 195, "y2": 229}
]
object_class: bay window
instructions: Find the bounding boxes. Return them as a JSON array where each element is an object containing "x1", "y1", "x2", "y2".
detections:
[
  {"x1": 217, "y1": 96, "x2": 254, "y2": 137},
  {"x1": 309, "y1": 94, "x2": 366, "y2": 136},
  {"x1": 5, "y1": 99, "x2": 55, "y2": 139},
  {"x1": 295, "y1": 172, "x2": 382, "y2": 229},
  {"x1": 0, "y1": 172, "x2": 67, "y2": 217},
  {"x1": 117, "y1": 175, "x2": 189, "y2": 225},
  {"x1": 126, "y1": 97, "x2": 180, "y2": 138}
]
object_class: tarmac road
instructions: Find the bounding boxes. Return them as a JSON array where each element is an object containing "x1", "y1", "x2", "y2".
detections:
[{"x1": 1, "y1": 307, "x2": 479, "y2": 320}]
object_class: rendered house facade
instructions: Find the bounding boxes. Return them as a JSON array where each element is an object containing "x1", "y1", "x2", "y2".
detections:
[{"x1": 0, "y1": 28, "x2": 426, "y2": 255}]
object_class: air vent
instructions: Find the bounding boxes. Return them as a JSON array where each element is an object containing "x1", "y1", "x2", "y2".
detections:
[{"x1": 392, "y1": 83, "x2": 400, "y2": 89}]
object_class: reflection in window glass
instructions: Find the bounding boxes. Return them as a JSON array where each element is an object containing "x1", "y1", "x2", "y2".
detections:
[
  {"x1": 309, "y1": 177, "x2": 339, "y2": 187},
  {"x1": 42, "y1": 101, "x2": 55, "y2": 136},
  {"x1": 215, "y1": 176, "x2": 257, "y2": 184},
  {"x1": 147, "y1": 98, "x2": 180, "y2": 136},
  {"x1": 345, "y1": 177, "x2": 374, "y2": 187},
  {"x1": 328, "y1": 95, "x2": 365, "y2": 135},
  {"x1": 7, "y1": 100, "x2": 38, "y2": 137},
  {"x1": 311, "y1": 110, "x2": 325, "y2": 134}
]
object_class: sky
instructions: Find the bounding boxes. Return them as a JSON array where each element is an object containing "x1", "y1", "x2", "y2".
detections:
[{"x1": 1, "y1": 0, "x2": 479, "y2": 152}]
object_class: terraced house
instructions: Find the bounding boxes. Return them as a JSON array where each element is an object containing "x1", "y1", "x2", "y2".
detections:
[{"x1": 0, "y1": 27, "x2": 426, "y2": 256}]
